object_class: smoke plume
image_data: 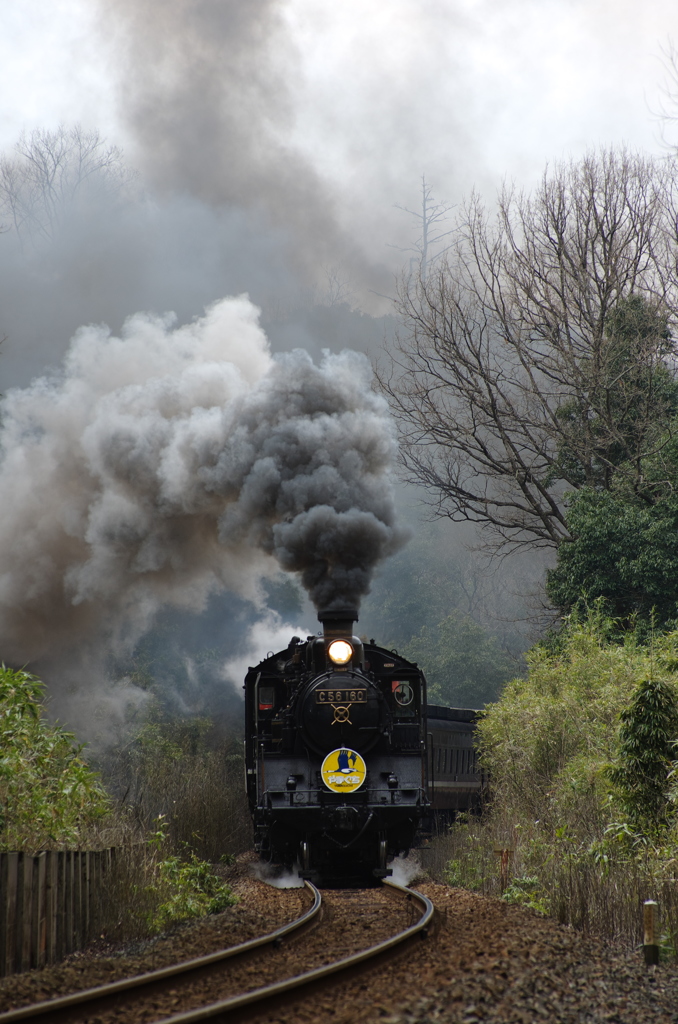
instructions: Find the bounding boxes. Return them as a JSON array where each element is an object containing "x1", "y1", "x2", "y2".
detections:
[
  {"x1": 97, "y1": 0, "x2": 386, "y2": 298},
  {"x1": 0, "y1": 296, "x2": 405, "y2": 680}
]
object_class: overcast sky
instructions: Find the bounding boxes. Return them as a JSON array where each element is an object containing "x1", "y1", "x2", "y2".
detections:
[{"x1": 1, "y1": 2, "x2": 675, "y2": 246}]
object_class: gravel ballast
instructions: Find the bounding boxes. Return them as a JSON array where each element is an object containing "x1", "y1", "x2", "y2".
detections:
[{"x1": 0, "y1": 870, "x2": 676, "y2": 1023}]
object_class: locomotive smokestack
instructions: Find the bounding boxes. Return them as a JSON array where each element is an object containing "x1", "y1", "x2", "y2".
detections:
[{"x1": 318, "y1": 607, "x2": 359, "y2": 639}]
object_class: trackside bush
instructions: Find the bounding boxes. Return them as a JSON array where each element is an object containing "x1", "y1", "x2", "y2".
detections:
[
  {"x1": 0, "y1": 665, "x2": 109, "y2": 850},
  {"x1": 478, "y1": 614, "x2": 645, "y2": 829},
  {"x1": 149, "y1": 853, "x2": 238, "y2": 932},
  {"x1": 144, "y1": 817, "x2": 237, "y2": 934},
  {"x1": 422, "y1": 614, "x2": 678, "y2": 948}
]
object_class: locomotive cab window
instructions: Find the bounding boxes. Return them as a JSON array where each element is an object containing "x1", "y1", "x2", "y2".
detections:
[
  {"x1": 258, "y1": 685, "x2": 276, "y2": 711},
  {"x1": 392, "y1": 680, "x2": 417, "y2": 717}
]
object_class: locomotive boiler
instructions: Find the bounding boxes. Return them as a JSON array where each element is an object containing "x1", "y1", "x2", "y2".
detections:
[{"x1": 245, "y1": 607, "x2": 485, "y2": 884}]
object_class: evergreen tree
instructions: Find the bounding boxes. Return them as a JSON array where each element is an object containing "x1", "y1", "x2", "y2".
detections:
[
  {"x1": 607, "y1": 676, "x2": 678, "y2": 831},
  {"x1": 545, "y1": 490, "x2": 678, "y2": 630}
]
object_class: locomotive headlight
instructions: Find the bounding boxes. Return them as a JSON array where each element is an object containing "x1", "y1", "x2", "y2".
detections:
[{"x1": 327, "y1": 639, "x2": 353, "y2": 665}]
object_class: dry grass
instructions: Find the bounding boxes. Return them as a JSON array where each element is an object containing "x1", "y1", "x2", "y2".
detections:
[
  {"x1": 420, "y1": 814, "x2": 678, "y2": 954},
  {"x1": 87, "y1": 732, "x2": 252, "y2": 944},
  {"x1": 159, "y1": 752, "x2": 252, "y2": 862}
]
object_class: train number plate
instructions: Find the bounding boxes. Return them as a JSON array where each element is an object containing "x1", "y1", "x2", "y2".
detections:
[{"x1": 316, "y1": 689, "x2": 367, "y2": 704}]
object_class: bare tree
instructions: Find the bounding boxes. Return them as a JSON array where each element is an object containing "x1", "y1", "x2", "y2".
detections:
[
  {"x1": 319, "y1": 263, "x2": 356, "y2": 308},
  {"x1": 393, "y1": 174, "x2": 454, "y2": 281},
  {"x1": 378, "y1": 149, "x2": 678, "y2": 552},
  {"x1": 0, "y1": 125, "x2": 136, "y2": 244}
]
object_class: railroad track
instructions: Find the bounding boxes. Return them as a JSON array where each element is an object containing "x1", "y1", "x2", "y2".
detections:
[{"x1": 0, "y1": 880, "x2": 434, "y2": 1024}]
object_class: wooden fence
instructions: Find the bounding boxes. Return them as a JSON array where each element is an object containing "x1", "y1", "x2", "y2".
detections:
[{"x1": 0, "y1": 848, "x2": 117, "y2": 977}]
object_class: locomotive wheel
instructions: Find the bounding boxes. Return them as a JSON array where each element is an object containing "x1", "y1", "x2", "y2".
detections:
[
  {"x1": 379, "y1": 838, "x2": 388, "y2": 872},
  {"x1": 373, "y1": 836, "x2": 392, "y2": 879}
]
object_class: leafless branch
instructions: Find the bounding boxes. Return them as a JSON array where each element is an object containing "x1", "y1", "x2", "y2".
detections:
[
  {"x1": 377, "y1": 149, "x2": 678, "y2": 552},
  {"x1": 0, "y1": 125, "x2": 137, "y2": 245},
  {"x1": 392, "y1": 174, "x2": 455, "y2": 280}
]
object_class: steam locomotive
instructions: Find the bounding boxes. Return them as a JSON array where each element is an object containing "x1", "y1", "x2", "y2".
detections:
[{"x1": 244, "y1": 607, "x2": 484, "y2": 884}]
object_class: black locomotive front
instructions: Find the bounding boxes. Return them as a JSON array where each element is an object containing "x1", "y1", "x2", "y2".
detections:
[{"x1": 244, "y1": 608, "x2": 429, "y2": 884}]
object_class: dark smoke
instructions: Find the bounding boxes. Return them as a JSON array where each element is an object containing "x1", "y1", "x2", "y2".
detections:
[
  {"x1": 97, "y1": 0, "x2": 387, "y2": 298},
  {"x1": 0, "y1": 296, "x2": 405, "y2": 683}
]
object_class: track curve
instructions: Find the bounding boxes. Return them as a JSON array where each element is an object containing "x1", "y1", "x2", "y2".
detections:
[
  {"x1": 0, "y1": 882, "x2": 322, "y2": 1024},
  {"x1": 0, "y1": 881, "x2": 434, "y2": 1024},
  {"x1": 152, "y1": 880, "x2": 434, "y2": 1024}
]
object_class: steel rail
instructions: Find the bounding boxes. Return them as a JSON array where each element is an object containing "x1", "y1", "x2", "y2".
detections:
[
  {"x1": 0, "y1": 881, "x2": 322, "y2": 1024},
  {"x1": 151, "y1": 880, "x2": 434, "y2": 1024}
]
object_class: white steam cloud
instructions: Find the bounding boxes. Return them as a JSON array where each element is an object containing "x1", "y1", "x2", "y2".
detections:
[
  {"x1": 0, "y1": 295, "x2": 405, "y2": 692},
  {"x1": 219, "y1": 610, "x2": 312, "y2": 691}
]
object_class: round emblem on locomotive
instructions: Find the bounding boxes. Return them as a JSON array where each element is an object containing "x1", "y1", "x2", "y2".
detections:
[
  {"x1": 298, "y1": 673, "x2": 385, "y2": 755},
  {"x1": 320, "y1": 748, "x2": 367, "y2": 793}
]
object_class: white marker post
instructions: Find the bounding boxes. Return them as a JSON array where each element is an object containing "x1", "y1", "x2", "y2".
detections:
[{"x1": 643, "y1": 900, "x2": 659, "y2": 966}]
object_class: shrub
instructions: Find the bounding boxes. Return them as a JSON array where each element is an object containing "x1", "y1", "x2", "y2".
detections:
[
  {"x1": 149, "y1": 852, "x2": 238, "y2": 932},
  {"x1": 144, "y1": 817, "x2": 237, "y2": 934},
  {"x1": 607, "y1": 676, "x2": 678, "y2": 831},
  {"x1": 478, "y1": 612, "x2": 644, "y2": 832},
  {"x1": 420, "y1": 615, "x2": 678, "y2": 949},
  {"x1": 0, "y1": 665, "x2": 109, "y2": 851},
  {"x1": 501, "y1": 876, "x2": 549, "y2": 915}
]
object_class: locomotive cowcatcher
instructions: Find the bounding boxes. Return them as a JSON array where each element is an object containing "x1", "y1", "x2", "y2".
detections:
[{"x1": 245, "y1": 607, "x2": 485, "y2": 884}]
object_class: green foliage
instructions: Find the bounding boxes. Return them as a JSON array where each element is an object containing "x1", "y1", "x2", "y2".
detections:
[
  {"x1": 0, "y1": 665, "x2": 109, "y2": 851},
  {"x1": 149, "y1": 853, "x2": 237, "y2": 932},
  {"x1": 404, "y1": 613, "x2": 516, "y2": 707},
  {"x1": 444, "y1": 856, "x2": 483, "y2": 891},
  {"x1": 478, "y1": 613, "x2": 645, "y2": 824},
  {"x1": 607, "y1": 677, "x2": 678, "y2": 831},
  {"x1": 439, "y1": 816, "x2": 490, "y2": 891},
  {"x1": 545, "y1": 296, "x2": 678, "y2": 628},
  {"x1": 144, "y1": 817, "x2": 237, "y2": 933},
  {"x1": 423, "y1": 617, "x2": 678, "y2": 949},
  {"x1": 501, "y1": 876, "x2": 550, "y2": 915},
  {"x1": 546, "y1": 489, "x2": 678, "y2": 629}
]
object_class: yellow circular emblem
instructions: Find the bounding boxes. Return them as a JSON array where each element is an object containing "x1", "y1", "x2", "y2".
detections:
[{"x1": 320, "y1": 748, "x2": 367, "y2": 793}]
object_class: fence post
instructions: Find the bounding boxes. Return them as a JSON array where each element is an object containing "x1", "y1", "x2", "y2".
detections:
[
  {"x1": 56, "y1": 852, "x2": 65, "y2": 963},
  {"x1": 45, "y1": 852, "x2": 57, "y2": 965},
  {"x1": 73, "y1": 852, "x2": 82, "y2": 951},
  {"x1": 83, "y1": 851, "x2": 90, "y2": 944},
  {"x1": 0, "y1": 854, "x2": 6, "y2": 978},
  {"x1": 14, "y1": 853, "x2": 24, "y2": 974},
  {"x1": 35, "y1": 853, "x2": 46, "y2": 969},
  {"x1": 20, "y1": 853, "x2": 34, "y2": 973},
  {"x1": 101, "y1": 848, "x2": 113, "y2": 939},
  {"x1": 644, "y1": 899, "x2": 660, "y2": 966},
  {"x1": 13, "y1": 853, "x2": 22, "y2": 975},
  {"x1": 493, "y1": 848, "x2": 514, "y2": 893},
  {"x1": 29, "y1": 855, "x2": 39, "y2": 969},
  {"x1": 4, "y1": 853, "x2": 18, "y2": 977},
  {"x1": 65, "y1": 852, "x2": 74, "y2": 955},
  {"x1": 89, "y1": 852, "x2": 98, "y2": 940}
]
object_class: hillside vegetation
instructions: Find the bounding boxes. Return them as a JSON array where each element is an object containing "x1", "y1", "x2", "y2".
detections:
[
  {"x1": 426, "y1": 613, "x2": 678, "y2": 952},
  {"x1": 0, "y1": 664, "x2": 240, "y2": 939}
]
